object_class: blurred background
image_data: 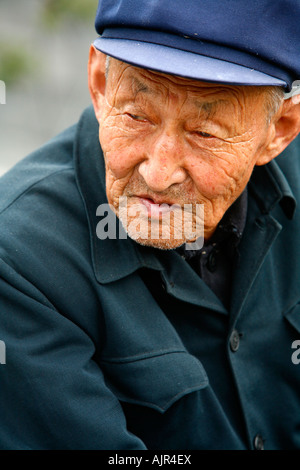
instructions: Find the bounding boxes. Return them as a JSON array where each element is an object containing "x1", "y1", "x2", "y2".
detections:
[{"x1": 0, "y1": 0, "x2": 98, "y2": 176}]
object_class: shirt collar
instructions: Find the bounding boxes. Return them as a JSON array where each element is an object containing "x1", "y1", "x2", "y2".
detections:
[{"x1": 74, "y1": 106, "x2": 296, "y2": 284}]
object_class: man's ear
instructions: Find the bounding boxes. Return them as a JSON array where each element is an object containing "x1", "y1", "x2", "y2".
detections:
[
  {"x1": 88, "y1": 45, "x2": 107, "y2": 122},
  {"x1": 256, "y1": 96, "x2": 300, "y2": 166}
]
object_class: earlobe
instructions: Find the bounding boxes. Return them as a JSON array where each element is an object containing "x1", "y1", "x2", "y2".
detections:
[
  {"x1": 88, "y1": 45, "x2": 107, "y2": 122},
  {"x1": 256, "y1": 98, "x2": 300, "y2": 166}
]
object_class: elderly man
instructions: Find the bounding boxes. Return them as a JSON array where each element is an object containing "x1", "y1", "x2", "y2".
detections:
[{"x1": 0, "y1": 0, "x2": 300, "y2": 450}]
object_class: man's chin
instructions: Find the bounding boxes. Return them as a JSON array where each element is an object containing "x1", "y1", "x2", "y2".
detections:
[
  {"x1": 117, "y1": 205, "x2": 204, "y2": 251},
  {"x1": 129, "y1": 235, "x2": 187, "y2": 250}
]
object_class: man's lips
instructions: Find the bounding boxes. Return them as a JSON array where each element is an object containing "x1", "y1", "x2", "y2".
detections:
[
  {"x1": 134, "y1": 194, "x2": 180, "y2": 207},
  {"x1": 131, "y1": 195, "x2": 181, "y2": 217}
]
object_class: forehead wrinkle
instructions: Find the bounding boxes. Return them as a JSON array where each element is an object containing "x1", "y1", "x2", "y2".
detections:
[
  {"x1": 128, "y1": 67, "x2": 236, "y2": 111},
  {"x1": 106, "y1": 61, "x2": 133, "y2": 107},
  {"x1": 131, "y1": 68, "x2": 191, "y2": 102}
]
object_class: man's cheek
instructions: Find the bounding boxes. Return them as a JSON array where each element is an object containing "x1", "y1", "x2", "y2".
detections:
[
  {"x1": 105, "y1": 169, "x2": 129, "y2": 210},
  {"x1": 192, "y1": 164, "x2": 235, "y2": 199},
  {"x1": 104, "y1": 149, "x2": 137, "y2": 180},
  {"x1": 105, "y1": 135, "x2": 145, "y2": 175}
]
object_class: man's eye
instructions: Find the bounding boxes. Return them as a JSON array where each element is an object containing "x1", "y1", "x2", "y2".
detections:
[
  {"x1": 195, "y1": 131, "x2": 213, "y2": 138},
  {"x1": 126, "y1": 113, "x2": 146, "y2": 122}
]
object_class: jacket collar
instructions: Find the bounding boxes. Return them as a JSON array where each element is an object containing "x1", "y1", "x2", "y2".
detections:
[
  {"x1": 249, "y1": 159, "x2": 296, "y2": 220},
  {"x1": 74, "y1": 105, "x2": 296, "y2": 285}
]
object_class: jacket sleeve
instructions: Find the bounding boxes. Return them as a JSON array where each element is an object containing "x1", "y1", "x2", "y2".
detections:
[{"x1": 0, "y1": 258, "x2": 146, "y2": 450}]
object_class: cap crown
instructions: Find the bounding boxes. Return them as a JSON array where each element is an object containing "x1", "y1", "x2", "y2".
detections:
[{"x1": 95, "y1": 0, "x2": 300, "y2": 88}]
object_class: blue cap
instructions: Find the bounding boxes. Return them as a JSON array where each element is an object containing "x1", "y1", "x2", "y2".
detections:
[{"x1": 94, "y1": 0, "x2": 300, "y2": 91}]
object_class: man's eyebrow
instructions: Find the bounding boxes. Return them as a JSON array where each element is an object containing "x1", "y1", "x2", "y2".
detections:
[
  {"x1": 193, "y1": 99, "x2": 229, "y2": 114},
  {"x1": 193, "y1": 98, "x2": 235, "y2": 134},
  {"x1": 130, "y1": 77, "x2": 157, "y2": 96}
]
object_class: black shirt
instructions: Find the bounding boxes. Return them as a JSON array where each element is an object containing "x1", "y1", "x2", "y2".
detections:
[{"x1": 177, "y1": 189, "x2": 248, "y2": 309}]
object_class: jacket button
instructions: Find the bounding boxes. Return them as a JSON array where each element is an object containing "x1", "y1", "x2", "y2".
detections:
[
  {"x1": 229, "y1": 329, "x2": 240, "y2": 352},
  {"x1": 253, "y1": 434, "x2": 264, "y2": 450}
]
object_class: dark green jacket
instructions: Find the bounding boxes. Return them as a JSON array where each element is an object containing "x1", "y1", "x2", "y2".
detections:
[{"x1": 0, "y1": 106, "x2": 299, "y2": 450}]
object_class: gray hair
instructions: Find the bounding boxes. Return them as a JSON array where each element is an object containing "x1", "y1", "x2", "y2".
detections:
[
  {"x1": 264, "y1": 86, "x2": 285, "y2": 124},
  {"x1": 105, "y1": 55, "x2": 111, "y2": 80}
]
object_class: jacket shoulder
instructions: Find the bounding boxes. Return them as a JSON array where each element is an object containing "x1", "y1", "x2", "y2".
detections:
[{"x1": 0, "y1": 123, "x2": 76, "y2": 215}]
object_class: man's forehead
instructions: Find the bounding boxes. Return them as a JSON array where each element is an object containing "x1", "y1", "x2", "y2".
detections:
[
  {"x1": 108, "y1": 57, "x2": 258, "y2": 106},
  {"x1": 130, "y1": 75, "x2": 232, "y2": 114}
]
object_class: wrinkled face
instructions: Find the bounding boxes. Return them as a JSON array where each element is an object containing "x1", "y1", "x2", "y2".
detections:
[{"x1": 98, "y1": 59, "x2": 274, "y2": 249}]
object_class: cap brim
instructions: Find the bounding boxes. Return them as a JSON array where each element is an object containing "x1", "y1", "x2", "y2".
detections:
[{"x1": 94, "y1": 37, "x2": 287, "y2": 87}]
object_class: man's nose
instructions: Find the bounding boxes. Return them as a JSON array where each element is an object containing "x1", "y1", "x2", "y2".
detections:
[{"x1": 138, "y1": 132, "x2": 187, "y2": 192}]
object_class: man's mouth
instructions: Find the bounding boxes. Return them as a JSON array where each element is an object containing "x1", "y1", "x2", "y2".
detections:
[{"x1": 123, "y1": 194, "x2": 180, "y2": 218}]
